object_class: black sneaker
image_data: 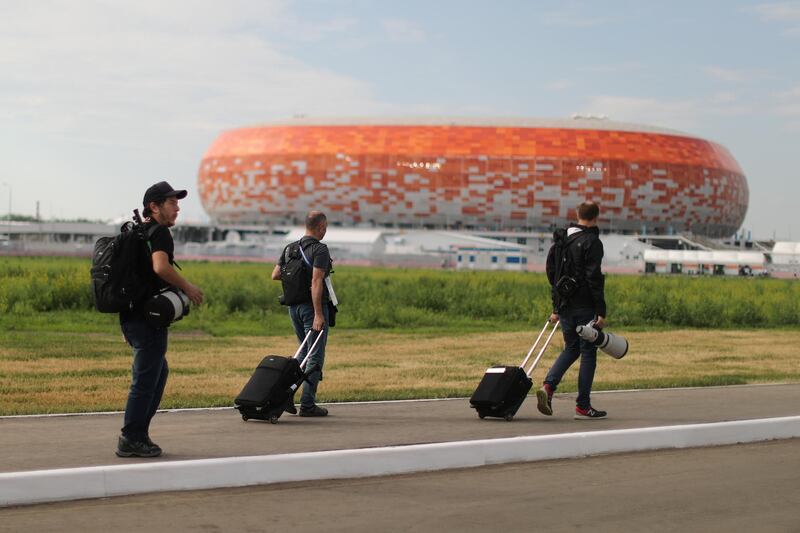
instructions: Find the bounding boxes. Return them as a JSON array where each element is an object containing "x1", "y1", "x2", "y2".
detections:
[
  {"x1": 284, "y1": 401, "x2": 298, "y2": 415},
  {"x1": 536, "y1": 383, "x2": 554, "y2": 416},
  {"x1": 144, "y1": 435, "x2": 163, "y2": 455},
  {"x1": 298, "y1": 405, "x2": 328, "y2": 417},
  {"x1": 574, "y1": 406, "x2": 607, "y2": 420},
  {"x1": 116, "y1": 435, "x2": 162, "y2": 457}
]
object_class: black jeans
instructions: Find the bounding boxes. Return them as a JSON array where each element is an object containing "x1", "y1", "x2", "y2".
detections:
[
  {"x1": 120, "y1": 319, "x2": 169, "y2": 441},
  {"x1": 544, "y1": 308, "x2": 598, "y2": 410}
]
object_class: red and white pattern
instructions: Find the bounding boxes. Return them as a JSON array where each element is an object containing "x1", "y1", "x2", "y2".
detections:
[{"x1": 198, "y1": 119, "x2": 748, "y2": 236}]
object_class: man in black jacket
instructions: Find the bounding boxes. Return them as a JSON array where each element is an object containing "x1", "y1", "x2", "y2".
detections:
[{"x1": 537, "y1": 201, "x2": 608, "y2": 419}]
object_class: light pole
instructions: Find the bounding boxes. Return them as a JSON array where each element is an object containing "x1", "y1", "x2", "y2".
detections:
[
  {"x1": 1, "y1": 182, "x2": 10, "y2": 251},
  {"x1": 1, "y1": 183, "x2": 9, "y2": 223}
]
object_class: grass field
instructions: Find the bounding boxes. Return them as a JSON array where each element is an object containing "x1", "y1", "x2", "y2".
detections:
[
  {"x1": 1, "y1": 256, "x2": 799, "y2": 415},
  {"x1": 1, "y1": 327, "x2": 798, "y2": 415}
]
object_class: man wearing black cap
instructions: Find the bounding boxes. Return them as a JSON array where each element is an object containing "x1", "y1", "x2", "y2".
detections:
[{"x1": 116, "y1": 181, "x2": 204, "y2": 458}]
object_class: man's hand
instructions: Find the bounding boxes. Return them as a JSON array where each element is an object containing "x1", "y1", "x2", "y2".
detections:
[
  {"x1": 312, "y1": 313, "x2": 325, "y2": 332},
  {"x1": 549, "y1": 313, "x2": 559, "y2": 324},
  {"x1": 594, "y1": 315, "x2": 606, "y2": 329},
  {"x1": 184, "y1": 283, "x2": 204, "y2": 306}
]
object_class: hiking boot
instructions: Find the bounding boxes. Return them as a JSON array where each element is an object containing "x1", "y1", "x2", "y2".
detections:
[
  {"x1": 116, "y1": 435, "x2": 162, "y2": 458},
  {"x1": 298, "y1": 405, "x2": 328, "y2": 417},
  {"x1": 536, "y1": 383, "x2": 554, "y2": 416},
  {"x1": 574, "y1": 406, "x2": 607, "y2": 420}
]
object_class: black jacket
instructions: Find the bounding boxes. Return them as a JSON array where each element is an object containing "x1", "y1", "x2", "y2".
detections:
[{"x1": 546, "y1": 224, "x2": 607, "y2": 317}]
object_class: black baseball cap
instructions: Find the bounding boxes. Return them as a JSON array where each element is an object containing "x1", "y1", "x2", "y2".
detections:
[{"x1": 143, "y1": 181, "x2": 187, "y2": 207}]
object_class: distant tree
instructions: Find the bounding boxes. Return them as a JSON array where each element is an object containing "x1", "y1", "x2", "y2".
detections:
[{"x1": 0, "y1": 214, "x2": 37, "y2": 222}]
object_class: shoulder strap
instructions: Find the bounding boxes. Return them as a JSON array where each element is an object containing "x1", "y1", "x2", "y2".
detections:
[
  {"x1": 297, "y1": 239, "x2": 312, "y2": 268},
  {"x1": 143, "y1": 224, "x2": 181, "y2": 270}
]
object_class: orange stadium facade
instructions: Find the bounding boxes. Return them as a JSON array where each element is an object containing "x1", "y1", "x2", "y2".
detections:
[{"x1": 197, "y1": 118, "x2": 748, "y2": 237}]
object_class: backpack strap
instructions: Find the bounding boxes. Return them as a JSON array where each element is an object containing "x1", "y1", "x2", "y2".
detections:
[
  {"x1": 560, "y1": 232, "x2": 585, "y2": 277},
  {"x1": 297, "y1": 238, "x2": 313, "y2": 268},
  {"x1": 143, "y1": 224, "x2": 181, "y2": 270}
]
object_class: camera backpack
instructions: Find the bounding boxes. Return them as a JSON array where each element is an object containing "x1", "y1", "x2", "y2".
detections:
[
  {"x1": 546, "y1": 229, "x2": 584, "y2": 309},
  {"x1": 90, "y1": 220, "x2": 159, "y2": 313},
  {"x1": 279, "y1": 238, "x2": 313, "y2": 306}
]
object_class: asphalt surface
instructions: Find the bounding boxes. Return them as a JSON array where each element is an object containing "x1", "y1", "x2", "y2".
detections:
[
  {"x1": 1, "y1": 383, "x2": 797, "y2": 473},
  {"x1": 1, "y1": 440, "x2": 798, "y2": 532}
]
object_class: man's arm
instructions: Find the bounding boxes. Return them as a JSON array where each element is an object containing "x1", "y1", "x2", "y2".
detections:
[
  {"x1": 271, "y1": 264, "x2": 281, "y2": 281},
  {"x1": 152, "y1": 251, "x2": 204, "y2": 305},
  {"x1": 311, "y1": 266, "x2": 326, "y2": 331}
]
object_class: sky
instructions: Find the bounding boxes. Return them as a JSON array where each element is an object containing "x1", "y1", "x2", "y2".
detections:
[{"x1": 1, "y1": 0, "x2": 798, "y2": 239}]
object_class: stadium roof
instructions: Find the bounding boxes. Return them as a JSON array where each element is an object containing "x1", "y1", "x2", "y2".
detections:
[{"x1": 252, "y1": 116, "x2": 694, "y2": 139}]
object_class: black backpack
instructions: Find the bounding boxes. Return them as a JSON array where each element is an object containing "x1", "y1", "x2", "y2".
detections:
[
  {"x1": 279, "y1": 239, "x2": 313, "y2": 306},
  {"x1": 546, "y1": 229, "x2": 583, "y2": 310},
  {"x1": 90, "y1": 220, "x2": 159, "y2": 313}
]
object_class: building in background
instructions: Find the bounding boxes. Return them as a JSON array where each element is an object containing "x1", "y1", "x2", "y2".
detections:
[{"x1": 198, "y1": 116, "x2": 748, "y2": 238}]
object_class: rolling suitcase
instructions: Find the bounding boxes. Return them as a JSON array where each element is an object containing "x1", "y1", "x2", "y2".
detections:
[
  {"x1": 234, "y1": 329, "x2": 325, "y2": 424},
  {"x1": 470, "y1": 320, "x2": 560, "y2": 421}
]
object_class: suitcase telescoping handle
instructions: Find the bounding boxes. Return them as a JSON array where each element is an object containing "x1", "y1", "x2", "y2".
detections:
[
  {"x1": 519, "y1": 320, "x2": 560, "y2": 377},
  {"x1": 296, "y1": 329, "x2": 326, "y2": 371},
  {"x1": 293, "y1": 330, "x2": 315, "y2": 359},
  {"x1": 287, "y1": 329, "x2": 327, "y2": 395}
]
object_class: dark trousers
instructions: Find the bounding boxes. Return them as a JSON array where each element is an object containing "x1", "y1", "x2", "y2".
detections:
[
  {"x1": 120, "y1": 319, "x2": 169, "y2": 441},
  {"x1": 544, "y1": 308, "x2": 598, "y2": 410}
]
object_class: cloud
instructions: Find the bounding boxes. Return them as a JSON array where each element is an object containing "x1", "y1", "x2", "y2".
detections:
[
  {"x1": 710, "y1": 92, "x2": 738, "y2": 104},
  {"x1": 581, "y1": 96, "x2": 702, "y2": 131},
  {"x1": 545, "y1": 80, "x2": 574, "y2": 91},
  {"x1": 0, "y1": 0, "x2": 387, "y2": 152},
  {"x1": 579, "y1": 62, "x2": 643, "y2": 73},
  {"x1": 774, "y1": 86, "x2": 800, "y2": 116},
  {"x1": 704, "y1": 66, "x2": 769, "y2": 83},
  {"x1": 380, "y1": 18, "x2": 427, "y2": 43},
  {"x1": 742, "y1": 2, "x2": 800, "y2": 36},
  {"x1": 541, "y1": 8, "x2": 608, "y2": 28}
]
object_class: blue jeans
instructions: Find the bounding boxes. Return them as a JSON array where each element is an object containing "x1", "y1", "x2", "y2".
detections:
[
  {"x1": 544, "y1": 308, "x2": 598, "y2": 410},
  {"x1": 120, "y1": 319, "x2": 169, "y2": 441},
  {"x1": 289, "y1": 302, "x2": 329, "y2": 410}
]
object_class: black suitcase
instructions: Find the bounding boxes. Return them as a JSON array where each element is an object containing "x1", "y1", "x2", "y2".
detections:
[
  {"x1": 470, "y1": 320, "x2": 560, "y2": 421},
  {"x1": 234, "y1": 330, "x2": 324, "y2": 424}
]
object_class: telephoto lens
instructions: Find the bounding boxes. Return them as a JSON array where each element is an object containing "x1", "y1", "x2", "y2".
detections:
[
  {"x1": 143, "y1": 288, "x2": 191, "y2": 328},
  {"x1": 575, "y1": 322, "x2": 629, "y2": 359}
]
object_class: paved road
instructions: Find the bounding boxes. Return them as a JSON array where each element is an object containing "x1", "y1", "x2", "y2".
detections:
[
  {"x1": 1, "y1": 383, "x2": 798, "y2": 472},
  {"x1": 1, "y1": 439, "x2": 798, "y2": 532}
]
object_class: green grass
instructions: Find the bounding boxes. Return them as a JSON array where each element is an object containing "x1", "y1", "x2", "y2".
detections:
[{"x1": 2, "y1": 256, "x2": 800, "y2": 333}]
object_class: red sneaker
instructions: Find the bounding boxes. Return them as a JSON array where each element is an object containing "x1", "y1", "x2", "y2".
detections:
[{"x1": 574, "y1": 406, "x2": 607, "y2": 419}]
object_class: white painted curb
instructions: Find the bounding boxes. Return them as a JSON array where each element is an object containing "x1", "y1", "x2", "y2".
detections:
[{"x1": 1, "y1": 416, "x2": 798, "y2": 508}]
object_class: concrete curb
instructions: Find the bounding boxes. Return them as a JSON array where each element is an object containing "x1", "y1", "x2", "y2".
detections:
[{"x1": 2, "y1": 416, "x2": 798, "y2": 508}]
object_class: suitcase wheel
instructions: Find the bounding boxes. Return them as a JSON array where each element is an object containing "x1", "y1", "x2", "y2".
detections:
[
  {"x1": 478, "y1": 413, "x2": 486, "y2": 419},
  {"x1": 504, "y1": 413, "x2": 514, "y2": 421},
  {"x1": 269, "y1": 415, "x2": 279, "y2": 424},
  {"x1": 241, "y1": 414, "x2": 249, "y2": 421}
]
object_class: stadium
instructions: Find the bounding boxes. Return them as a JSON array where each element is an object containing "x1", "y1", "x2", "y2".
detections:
[{"x1": 197, "y1": 117, "x2": 748, "y2": 238}]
